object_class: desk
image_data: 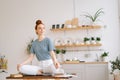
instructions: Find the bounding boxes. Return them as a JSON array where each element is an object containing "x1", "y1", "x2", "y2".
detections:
[{"x1": 6, "y1": 75, "x2": 72, "y2": 80}]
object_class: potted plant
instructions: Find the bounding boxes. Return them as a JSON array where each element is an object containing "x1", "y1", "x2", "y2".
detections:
[
  {"x1": 96, "y1": 37, "x2": 101, "y2": 44},
  {"x1": 61, "y1": 49, "x2": 66, "y2": 62},
  {"x1": 100, "y1": 52, "x2": 109, "y2": 62},
  {"x1": 27, "y1": 39, "x2": 34, "y2": 54},
  {"x1": 61, "y1": 49, "x2": 66, "y2": 54},
  {"x1": 84, "y1": 8, "x2": 104, "y2": 25},
  {"x1": 84, "y1": 37, "x2": 90, "y2": 44},
  {"x1": 55, "y1": 49, "x2": 61, "y2": 54},
  {"x1": 91, "y1": 37, "x2": 96, "y2": 44},
  {"x1": 110, "y1": 57, "x2": 120, "y2": 74},
  {"x1": 110, "y1": 57, "x2": 120, "y2": 80}
]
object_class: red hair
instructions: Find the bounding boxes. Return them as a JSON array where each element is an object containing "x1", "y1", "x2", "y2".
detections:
[{"x1": 35, "y1": 20, "x2": 44, "y2": 30}]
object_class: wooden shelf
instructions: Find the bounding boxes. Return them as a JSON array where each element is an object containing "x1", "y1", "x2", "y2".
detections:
[
  {"x1": 55, "y1": 43, "x2": 102, "y2": 48},
  {"x1": 51, "y1": 24, "x2": 102, "y2": 51},
  {"x1": 50, "y1": 25, "x2": 101, "y2": 31},
  {"x1": 54, "y1": 48, "x2": 103, "y2": 52}
]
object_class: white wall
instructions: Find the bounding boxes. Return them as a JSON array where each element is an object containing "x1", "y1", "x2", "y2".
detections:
[{"x1": 0, "y1": 0, "x2": 119, "y2": 80}]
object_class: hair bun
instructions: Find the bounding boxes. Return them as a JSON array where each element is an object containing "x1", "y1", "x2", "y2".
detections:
[{"x1": 36, "y1": 20, "x2": 43, "y2": 25}]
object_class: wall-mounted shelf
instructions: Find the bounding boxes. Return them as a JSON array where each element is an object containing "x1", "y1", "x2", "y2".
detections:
[
  {"x1": 50, "y1": 25, "x2": 101, "y2": 31},
  {"x1": 51, "y1": 24, "x2": 102, "y2": 53},
  {"x1": 66, "y1": 49, "x2": 104, "y2": 52},
  {"x1": 55, "y1": 43, "x2": 102, "y2": 48}
]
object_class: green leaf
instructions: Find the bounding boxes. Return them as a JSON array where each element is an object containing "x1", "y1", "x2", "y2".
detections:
[
  {"x1": 94, "y1": 8, "x2": 104, "y2": 22},
  {"x1": 84, "y1": 13, "x2": 94, "y2": 22},
  {"x1": 61, "y1": 49, "x2": 66, "y2": 54},
  {"x1": 110, "y1": 57, "x2": 120, "y2": 74},
  {"x1": 55, "y1": 49, "x2": 61, "y2": 54},
  {"x1": 83, "y1": 8, "x2": 104, "y2": 22}
]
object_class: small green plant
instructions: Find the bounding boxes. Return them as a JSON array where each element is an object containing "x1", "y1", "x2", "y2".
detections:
[
  {"x1": 84, "y1": 8, "x2": 104, "y2": 23},
  {"x1": 101, "y1": 52, "x2": 109, "y2": 58},
  {"x1": 84, "y1": 37, "x2": 90, "y2": 42},
  {"x1": 55, "y1": 49, "x2": 66, "y2": 54},
  {"x1": 55, "y1": 49, "x2": 61, "y2": 54},
  {"x1": 91, "y1": 37, "x2": 95, "y2": 41},
  {"x1": 100, "y1": 52, "x2": 109, "y2": 62},
  {"x1": 27, "y1": 39, "x2": 34, "y2": 53},
  {"x1": 96, "y1": 37, "x2": 101, "y2": 41},
  {"x1": 110, "y1": 57, "x2": 120, "y2": 74},
  {"x1": 61, "y1": 49, "x2": 66, "y2": 54}
]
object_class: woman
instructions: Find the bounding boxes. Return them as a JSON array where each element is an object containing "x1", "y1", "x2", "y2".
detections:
[{"x1": 17, "y1": 20, "x2": 60, "y2": 75}]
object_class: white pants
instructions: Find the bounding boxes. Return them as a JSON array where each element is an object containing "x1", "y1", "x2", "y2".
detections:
[{"x1": 19, "y1": 59, "x2": 57, "y2": 75}]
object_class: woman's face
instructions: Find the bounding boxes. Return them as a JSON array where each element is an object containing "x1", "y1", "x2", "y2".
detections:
[{"x1": 36, "y1": 24, "x2": 45, "y2": 35}]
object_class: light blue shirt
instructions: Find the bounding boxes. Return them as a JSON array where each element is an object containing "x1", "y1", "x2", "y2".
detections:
[{"x1": 30, "y1": 37, "x2": 54, "y2": 61}]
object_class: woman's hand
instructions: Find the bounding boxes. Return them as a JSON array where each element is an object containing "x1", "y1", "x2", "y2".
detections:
[
  {"x1": 17, "y1": 54, "x2": 34, "y2": 71},
  {"x1": 50, "y1": 51, "x2": 60, "y2": 69},
  {"x1": 54, "y1": 61, "x2": 60, "y2": 69},
  {"x1": 17, "y1": 64, "x2": 22, "y2": 71}
]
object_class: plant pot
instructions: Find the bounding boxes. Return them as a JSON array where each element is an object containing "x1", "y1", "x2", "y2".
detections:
[
  {"x1": 91, "y1": 40, "x2": 96, "y2": 44},
  {"x1": 85, "y1": 41, "x2": 90, "y2": 44},
  {"x1": 91, "y1": 21, "x2": 98, "y2": 26},
  {"x1": 96, "y1": 41, "x2": 101, "y2": 44},
  {"x1": 100, "y1": 57, "x2": 108, "y2": 62},
  {"x1": 114, "y1": 74, "x2": 120, "y2": 80},
  {"x1": 101, "y1": 57, "x2": 105, "y2": 62}
]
